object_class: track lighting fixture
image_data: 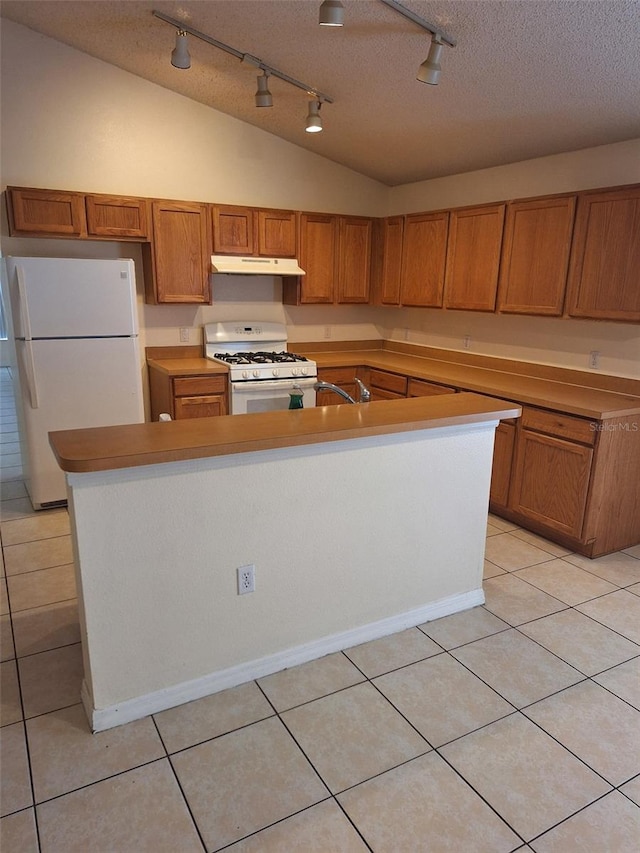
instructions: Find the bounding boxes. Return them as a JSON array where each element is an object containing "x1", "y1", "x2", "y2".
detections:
[
  {"x1": 154, "y1": 9, "x2": 333, "y2": 128},
  {"x1": 319, "y1": 0, "x2": 344, "y2": 27},
  {"x1": 417, "y1": 34, "x2": 443, "y2": 85},
  {"x1": 255, "y1": 71, "x2": 273, "y2": 107},
  {"x1": 170, "y1": 29, "x2": 191, "y2": 70},
  {"x1": 378, "y1": 0, "x2": 456, "y2": 86},
  {"x1": 305, "y1": 100, "x2": 323, "y2": 133}
]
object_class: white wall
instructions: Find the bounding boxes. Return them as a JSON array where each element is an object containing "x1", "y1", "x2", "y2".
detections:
[
  {"x1": 67, "y1": 422, "x2": 494, "y2": 728},
  {"x1": 1, "y1": 19, "x2": 638, "y2": 377},
  {"x1": 388, "y1": 139, "x2": 640, "y2": 214}
]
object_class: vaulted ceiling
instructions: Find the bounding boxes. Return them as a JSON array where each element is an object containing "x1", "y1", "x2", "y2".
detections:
[{"x1": 2, "y1": 0, "x2": 639, "y2": 186}]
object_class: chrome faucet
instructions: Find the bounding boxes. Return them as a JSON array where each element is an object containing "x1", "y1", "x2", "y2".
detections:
[{"x1": 314, "y1": 377, "x2": 371, "y2": 404}]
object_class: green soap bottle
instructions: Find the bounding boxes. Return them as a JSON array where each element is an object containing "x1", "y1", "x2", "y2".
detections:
[{"x1": 288, "y1": 383, "x2": 304, "y2": 409}]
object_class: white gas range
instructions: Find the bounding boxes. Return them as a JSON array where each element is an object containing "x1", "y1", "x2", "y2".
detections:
[{"x1": 204, "y1": 322, "x2": 318, "y2": 414}]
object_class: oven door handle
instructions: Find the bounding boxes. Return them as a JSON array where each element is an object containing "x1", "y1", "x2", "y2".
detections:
[{"x1": 232, "y1": 378, "x2": 317, "y2": 392}]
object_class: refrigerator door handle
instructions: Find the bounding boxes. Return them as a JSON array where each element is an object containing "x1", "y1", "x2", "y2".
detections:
[
  {"x1": 15, "y1": 264, "x2": 33, "y2": 341},
  {"x1": 23, "y1": 338, "x2": 40, "y2": 409}
]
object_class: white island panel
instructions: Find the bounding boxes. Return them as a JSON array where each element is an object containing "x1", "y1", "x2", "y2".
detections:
[{"x1": 67, "y1": 422, "x2": 497, "y2": 731}]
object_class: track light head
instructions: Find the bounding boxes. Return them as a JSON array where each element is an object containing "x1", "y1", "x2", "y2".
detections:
[
  {"x1": 319, "y1": 0, "x2": 344, "y2": 27},
  {"x1": 417, "y1": 35, "x2": 443, "y2": 85},
  {"x1": 255, "y1": 72, "x2": 273, "y2": 107},
  {"x1": 305, "y1": 100, "x2": 323, "y2": 133},
  {"x1": 171, "y1": 29, "x2": 191, "y2": 69}
]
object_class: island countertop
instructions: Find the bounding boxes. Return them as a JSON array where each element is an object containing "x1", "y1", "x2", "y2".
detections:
[{"x1": 49, "y1": 393, "x2": 521, "y2": 473}]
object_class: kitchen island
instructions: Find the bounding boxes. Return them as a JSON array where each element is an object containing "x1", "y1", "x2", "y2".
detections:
[{"x1": 51, "y1": 393, "x2": 519, "y2": 731}]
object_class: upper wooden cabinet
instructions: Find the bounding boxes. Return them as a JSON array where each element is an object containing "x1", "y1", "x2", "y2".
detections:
[
  {"x1": 212, "y1": 205, "x2": 254, "y2": 255},
  {"x1": 565, "y1": 186, "x2": 640, "y2": 322},
  {"x1": 400, "y1": 211, "x2": 449, "y2": 307},
  {"x1": 143, "y1": 200, "x2": 211, "y2": 304},
  {"x1": 377, "y1": 216, "x2": 404, "y2": 305},
  {"x1": 257, "y1": 209, "x2": 297, "y2": 257},
  {"x1": 336, "y1": 216, "x2": 372, "y2": 303},
  {"x1": 497, "y1": 195, "x2": 576, "y2": 316},
  {"x1": 444, "y1": 203, "x2": 505, "y2": 311},
  {"x1": 212, "y1": 204, "x2": 297, "y2": 257},
  {"x1": 7, "y1": 186, "x2": 86, "y2": 237},
  {"x1": 6, "y1": 186, "x2": 150, "y2": 240},
  {"x1": 295, "y1": 213, "x2": 339, "y2": 304},
  {"x1": 85, "y1": 194, "x2": 150, "y2": 239}
]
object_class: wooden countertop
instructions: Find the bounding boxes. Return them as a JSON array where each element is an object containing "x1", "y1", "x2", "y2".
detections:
[
  {"x1": 147, "y1": 347, "x2": 640, "y2": 420},
  {"x1": 147, "y1": 357, "x2": 228, "y2": 377},
  {"x1": 49, "y1": 393, "x2": 520, "y2": 473},
  {"x1": 311, "y1": 350, "x2": 640, "y2": 420}
]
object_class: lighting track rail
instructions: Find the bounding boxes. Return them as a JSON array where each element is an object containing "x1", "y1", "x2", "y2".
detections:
[
  {"x1": 152, "y1": 9, "x2": 334, "y2": 106},
  {"x1": 378, "y1": 0, "x2": 457, "y2": 48}
]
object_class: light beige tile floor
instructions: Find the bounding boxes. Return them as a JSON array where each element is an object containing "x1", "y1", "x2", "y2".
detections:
[{"x1": 1, "y1": 369, "x2": 639, "y2": 851}]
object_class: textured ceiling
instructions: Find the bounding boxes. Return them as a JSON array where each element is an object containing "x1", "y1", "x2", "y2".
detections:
[{"x1": 2, "y1": 0, "x2": 639, "y2": 186}]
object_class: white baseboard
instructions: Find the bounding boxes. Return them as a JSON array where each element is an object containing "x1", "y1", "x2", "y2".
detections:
[{"x1": 88, "y1": 586, "x2": 484, "y2": 732}]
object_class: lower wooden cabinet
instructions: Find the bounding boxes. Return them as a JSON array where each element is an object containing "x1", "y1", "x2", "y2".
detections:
[
  {"x1": 489, "y1": 403, "x2": 640, "y2": 557},
  {"x1": 489, "y1": 420, "x2": 517, "y2": 510},
  {"x1": 509, "y1": 419, "x2": 593, "y2": 540},
  {"x1": 149, "y1": 369, "x2": 228, "y2": 420},
  {"x1": 368, "y1": 369, "x2": 407, "y2": 401},
  {"x1": 315, "y1": 366, "x2": 360, "y2": 405}
]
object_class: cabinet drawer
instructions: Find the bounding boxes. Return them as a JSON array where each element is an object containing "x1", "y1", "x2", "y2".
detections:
[
  {"x1": 173, "y1": 376, "x2": 227, "y2": 396},
  {"x1": 522, "y1": 407, "x2": 595, "y2": 445},
  {"x1": 371, "y1": 388, "x2": 405, "y2": 401},
  {"x1": 317, "y1": 367, "x2": 357, "y2": 385},
  {"x1": 369, "y1": 370, "x2": 407, "y2": 395},
  {"x1": 407, "y1": 378, "x2": 456, "y2": 397},
  {"x1": 174, "y1": 395, "x2": 227, "y2": 419}
]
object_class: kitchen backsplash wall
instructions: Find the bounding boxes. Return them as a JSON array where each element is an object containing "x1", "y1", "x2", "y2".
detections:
[{"x1": 382, "y1": 309, "x2": 640, "y2": 380}]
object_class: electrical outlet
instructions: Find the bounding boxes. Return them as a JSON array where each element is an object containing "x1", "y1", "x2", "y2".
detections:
[
  {"x1": 179, "y1": 327, "x2": 190, "y2": 343},
  {"x1": 237, "y1": 564, "x2": 255, "y2": 595},
  {"x1": 589, "y1": 350, "x2": 600, "y2": 369},
  {"x1": 463, "y1": 335, "x2": 471, "y2": 349},
  {"x1": 404, "y1": 327, "x2": 410, "y2": 341},
  {"x1": 324, "y1": 325, "x2": 331, "y2": 339}
]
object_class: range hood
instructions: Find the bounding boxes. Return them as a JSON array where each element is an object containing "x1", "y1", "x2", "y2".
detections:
[{"x1": 211, "y1": 255, "x2": 305, "y2": 276}]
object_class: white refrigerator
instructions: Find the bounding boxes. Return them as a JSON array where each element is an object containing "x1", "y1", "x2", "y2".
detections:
[{"x1": 6, "y1": 257, "x2": 145, "y2": 509}]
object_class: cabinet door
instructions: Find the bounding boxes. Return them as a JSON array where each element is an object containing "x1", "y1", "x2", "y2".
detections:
[
  {"x1": 444, "y1": 203, "x2": 505, "y2": 311},
  {"x1": 337, "y1": 217, "x2": 372, "y2": 303},
  {"x1": 85, "y1": 195, "x2": 149, "y2": 239},
  {"x1": 490, "y1": 420, "x2": 516, "y2": 510},
  {"x1": 498, "y1": 196, "x2": 576, "y2": 316},
  {"x1": 257, "y1": 209, "x2": 297, "y2": 257},
  {"x1": 146, "y1": 201, "x2": 211, "y2": 304},
  {"x1": 379, "y1": 217, "x2": 404, "y2": 305},
  {"x1": 400, "y1": 212, "x2": 449, "y2": 307},
  {"x1": 565, "y1": 186, "x2": 640, "y2": 322},
  {"x1": 510, "y1": 429, "x2": 593, "y2": 539},
  {"x1": 212, "y1": 205, "x2": 255, "y2": 255},
  {"x1": 298, "y1": 213, "x2": 338, "y2": 304},
  {"x1": 7, "y1": 187, "x2": 86, "y2": 237},
  {"x1": 174, "y1": 395, "x2": 227, "y2": 418}
]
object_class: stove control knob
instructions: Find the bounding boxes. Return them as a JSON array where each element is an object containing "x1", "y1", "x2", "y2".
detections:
[
  {"x1": 272, "y1": 368, "x2": 280, "y2": 377},
  {"x1": 292, "y1": 367, "x2": 300, "y2": 376},
  {"x1": 301, "y1": 366, "x2": 308, "y2": 375},
  {"x1": 252, "y1": 370, "x2": 260, "y2": 378},
  {"x1": 242, "y1": 370, "x2": 249, "y2": 379}
]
